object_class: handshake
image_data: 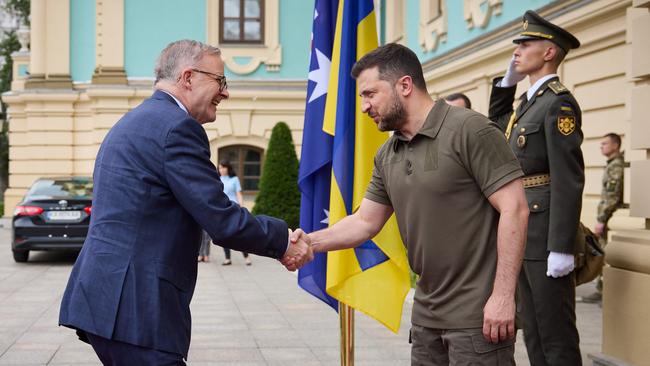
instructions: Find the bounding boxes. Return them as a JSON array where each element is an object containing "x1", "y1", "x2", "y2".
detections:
[{"x1": 280, "y1": 229, "x2": 315, "y2": 271}]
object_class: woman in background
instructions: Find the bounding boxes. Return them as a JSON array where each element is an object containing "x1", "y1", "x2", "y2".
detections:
[{"x1": 218, "y1": 160, "x2": 252, "y2": 265}]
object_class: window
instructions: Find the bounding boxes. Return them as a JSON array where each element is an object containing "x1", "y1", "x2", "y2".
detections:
[
  {"x1": 220, "y1": 0, "x2": 264, "y2": 44},
  {"x1": 27, "y1": 178, "x2": 93, "y2": 199},
  {"x1": 208, "y1": 0, "x2": 280, "y2": 74},
  {"x1": 218, "y1": 145, "x2": 263, "y2": 192}
]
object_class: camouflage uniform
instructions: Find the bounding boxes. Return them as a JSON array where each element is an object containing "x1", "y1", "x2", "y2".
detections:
[
  {"x1": 596, "y1": 152, "x2": 624, "y2": 235},
  {"x1": 594, "y1": 152, "x2": 624, "y2": 292}
]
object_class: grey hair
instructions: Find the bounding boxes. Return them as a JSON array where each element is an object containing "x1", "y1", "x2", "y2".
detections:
[{"x1": 154, "y1": 40, "x2": 221, "y2": 83}]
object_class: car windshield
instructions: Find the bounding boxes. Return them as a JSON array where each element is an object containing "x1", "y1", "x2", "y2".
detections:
[{"x1": 26, "y1": 178, "x2": 93, "y2": 199}]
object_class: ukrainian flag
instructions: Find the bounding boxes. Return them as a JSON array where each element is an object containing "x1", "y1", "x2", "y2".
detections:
[{"x1": 298, "y1": 0, "x2": 410, "y2": 333}]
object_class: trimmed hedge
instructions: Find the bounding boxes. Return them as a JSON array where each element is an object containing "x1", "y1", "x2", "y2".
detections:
[{"x1": 252, "y1": 122, "x2": 300, "y2": 229}]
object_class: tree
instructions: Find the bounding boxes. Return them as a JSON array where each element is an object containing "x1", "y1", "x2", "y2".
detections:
[
  {"x1": 0, "y1": 0, "x2": 29, "y2": 197},
  {"x1": 0, "y1": 31, "x2": 21, "y2": 194},
  {"x1": 4, "y1": 0, "x2": 30, "y2": 26},
  {"x1": 252, "y1": 122, "x2": 301, "y2": 229}
]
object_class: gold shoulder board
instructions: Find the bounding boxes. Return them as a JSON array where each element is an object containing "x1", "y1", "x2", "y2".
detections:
[{"x1": 548, "y1": 81, "x2": 568, "y2": 95}]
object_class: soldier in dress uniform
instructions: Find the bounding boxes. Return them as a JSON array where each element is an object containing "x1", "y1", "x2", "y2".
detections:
[
  {"x1": 582, "y1": 133, "x2": 624, "y2": 303},
  {"x1": 488, "y1": 10, "x2": 583, "y2": 366}
]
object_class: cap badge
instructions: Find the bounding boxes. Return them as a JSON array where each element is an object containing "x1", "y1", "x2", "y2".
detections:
[{"x1": 523, "y1": 19, "x2": 529, "y2": 30}]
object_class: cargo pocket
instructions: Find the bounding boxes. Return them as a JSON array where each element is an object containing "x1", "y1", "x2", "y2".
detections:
[
  {"x1": 470, "y1": 334, "x2": 515, "y2": 353},
  {"x1": 470, "y1": 334, "x2": 515, "y2": 365}
]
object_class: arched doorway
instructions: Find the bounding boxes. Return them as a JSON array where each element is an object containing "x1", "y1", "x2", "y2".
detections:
[{"x1": 217, "y1": 145, "x2": 264, "y2": 207}]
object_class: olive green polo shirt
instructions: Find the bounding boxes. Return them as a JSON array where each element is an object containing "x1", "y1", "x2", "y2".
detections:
[{"x1": 365, "y1": 101, "x2": 523, "y2": 329}]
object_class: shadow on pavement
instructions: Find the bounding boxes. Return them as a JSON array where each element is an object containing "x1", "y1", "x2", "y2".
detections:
[{"x1": 19, "y1": 250, "x2": 80, "y2": 265}]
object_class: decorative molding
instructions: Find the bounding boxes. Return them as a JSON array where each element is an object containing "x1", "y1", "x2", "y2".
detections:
[
  {"x1": 24, "y1": 74, "x2": 73, "y2": 89},
  {"x1": 419, "y1": 0, "x2": 447, "y2": 53},
  {"x1": 93, "y1": 0, "x2": 127, "y2": 85},
  {"x1": 633, "y1": 0, "x2": 650, "y2": 8},
  {"x1": 16, "y1": 25, "x2": 30, "y2": 52},
  {"x1": 464, "y1": 0, "x2": 503, "y2": 30},
  {"x1": 24, "y1": 0, "x2": 72, "y2": 89},
  {"x1": 210, "y1": 135, "x2": 269, "y2": 153},
  {"x1": 207, "y1": 0, "x2": 282, "y2": 75},
  {"x1": 421, "y1": 0, "x2": 598, "y2": 74},
  {"x1": 385, "y1": 0, "x2": 405, "y2": 44},
  {"x1": 92, "y1": 66, "x2": 128, "y2": 85},
  {"x1": 11, "y1": 52, "x2": 30, "y2": 91}
]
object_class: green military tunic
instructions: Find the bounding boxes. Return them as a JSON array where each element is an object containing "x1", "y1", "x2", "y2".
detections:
[
  {"x1": 489, "y1": 76, "x2": 585, "y2": 259},
  {"x1": 597, "y1": 152, "x2": 624, "y2": 226},
  {"x1": 489, "y1": 76, "x2": 584, "y2": 366}
]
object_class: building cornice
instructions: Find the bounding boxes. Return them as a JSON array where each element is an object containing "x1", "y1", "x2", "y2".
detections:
[{"x1": 421, "y1": 0, "x2": 617, "y2": 75}]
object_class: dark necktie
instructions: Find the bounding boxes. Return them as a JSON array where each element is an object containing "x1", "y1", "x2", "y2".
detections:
[{"x1": 517, "y1": 93, "x2": 528, "y2": 113}]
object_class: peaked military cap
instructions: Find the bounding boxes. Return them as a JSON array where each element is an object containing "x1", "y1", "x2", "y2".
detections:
[{"x1": 513, "y1": 10, "x2": 580, "y2": 53}]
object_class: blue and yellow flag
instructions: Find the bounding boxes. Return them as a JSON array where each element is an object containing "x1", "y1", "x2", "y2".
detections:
[{"x1": 298, "y1": 0, "x2": 410, "y2": 333}]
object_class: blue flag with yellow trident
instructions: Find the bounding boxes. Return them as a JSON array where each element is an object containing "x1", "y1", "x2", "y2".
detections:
[{"x1": 298, "y1": 0, "x2": 411, "y2": 333}]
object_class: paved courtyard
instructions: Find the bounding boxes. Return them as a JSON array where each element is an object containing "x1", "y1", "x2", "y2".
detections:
[{"x1": 0, "y1": 223, "x2": 602, "y2": 365}]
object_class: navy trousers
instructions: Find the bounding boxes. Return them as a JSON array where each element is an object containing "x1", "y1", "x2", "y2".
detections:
[{"x1": 86, "y1": 332, "x2": 186, "y2": 366}]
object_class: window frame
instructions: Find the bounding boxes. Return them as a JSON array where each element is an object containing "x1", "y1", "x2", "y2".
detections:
[
  {"x1": 219, "y1": 0, "x2": 265, "y2": 44},
  {"x1": 218, "y1": 145, "x2": 264, "y2": 194}
]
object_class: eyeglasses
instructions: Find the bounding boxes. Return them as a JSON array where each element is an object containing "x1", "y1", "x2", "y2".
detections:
[{"x1": 191, "y1": 68, "x2": 228, "y2": 92}]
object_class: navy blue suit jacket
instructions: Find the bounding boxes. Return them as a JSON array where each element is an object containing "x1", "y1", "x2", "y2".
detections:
[{"x1": 59, "y1": 90, "x2": 288, "y2": 357}]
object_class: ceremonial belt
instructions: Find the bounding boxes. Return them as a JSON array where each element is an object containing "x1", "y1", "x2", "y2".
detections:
[{"x1": 522, "y1": 173, "x2": 550, "y2": 188}]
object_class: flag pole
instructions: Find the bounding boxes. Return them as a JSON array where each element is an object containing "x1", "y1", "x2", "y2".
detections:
[{"x1": 339, "y1": 303, "x2": 354, "y2": 366}]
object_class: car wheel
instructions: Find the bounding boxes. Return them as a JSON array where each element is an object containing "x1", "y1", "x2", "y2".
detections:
[{"x1": 12, "y1": 250, "x2": 29, "y2": 262}]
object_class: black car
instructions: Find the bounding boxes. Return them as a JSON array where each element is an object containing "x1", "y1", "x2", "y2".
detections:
[{"x1": 12, "y1": 177, "x2": 93, "y2": 262}]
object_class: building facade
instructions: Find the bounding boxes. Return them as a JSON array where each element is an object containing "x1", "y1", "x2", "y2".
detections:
[
  {"x1": 4, "y1": 0, "x2": 313, "y2": 209},
  {"x1": 2, "y1": 1, "x2": 649, "y2": 363}
]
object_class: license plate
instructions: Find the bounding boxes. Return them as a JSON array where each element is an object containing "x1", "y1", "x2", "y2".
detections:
[{"x1": 47, "y1": 211, "x2": 81, "y2": 221}]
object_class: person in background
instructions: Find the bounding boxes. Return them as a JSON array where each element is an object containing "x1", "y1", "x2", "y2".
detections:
[
  {"x1": 444, "y1": 92, "x2": 472, "y2": 109},
  {"x1": 582, "y1": 132, "x2": 624, "y2": 304},
  {"x1": 218, "y1": 160, "x2": 252, "y2": 266}
]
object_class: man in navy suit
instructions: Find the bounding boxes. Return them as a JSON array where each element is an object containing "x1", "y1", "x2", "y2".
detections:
[{"x1": 59, "y1": 40, "x2": 313, "y2": 365}]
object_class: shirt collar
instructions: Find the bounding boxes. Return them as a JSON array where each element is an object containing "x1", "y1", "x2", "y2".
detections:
[
  {"x1": 395, "y1": 100, "x2": 448, "y2": 142},
  {"x1": 527, "y1": 74, "x2": 558, "y2": 100},
  {"x1": 607, "y1": 152, "x2": 623, "y2": 163},
  {"x1": 159, "y1": 89, "x2": 188, "y2": 114}
]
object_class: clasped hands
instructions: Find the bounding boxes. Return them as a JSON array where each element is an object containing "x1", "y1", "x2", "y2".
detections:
[{"x1": 280, "y1": 229, "x2": 314, "y2": 271}]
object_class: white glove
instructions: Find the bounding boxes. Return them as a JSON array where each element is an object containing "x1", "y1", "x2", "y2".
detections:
[
  {"x1": 546, "y1": 251, "x2": 575, "y2": 278},
  {"x1": 499, "y1": 56, "x2": 526, "y2": 87}
]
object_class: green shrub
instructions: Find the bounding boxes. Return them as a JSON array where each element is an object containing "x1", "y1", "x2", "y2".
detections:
[{"x1": 252, "y1": 122, "x2": 300, "y2": 229}]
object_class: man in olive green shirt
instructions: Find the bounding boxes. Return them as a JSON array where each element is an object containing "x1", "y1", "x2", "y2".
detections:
[{"x1": 305, "y1": 43, "x2": 529, "y2": 365}]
